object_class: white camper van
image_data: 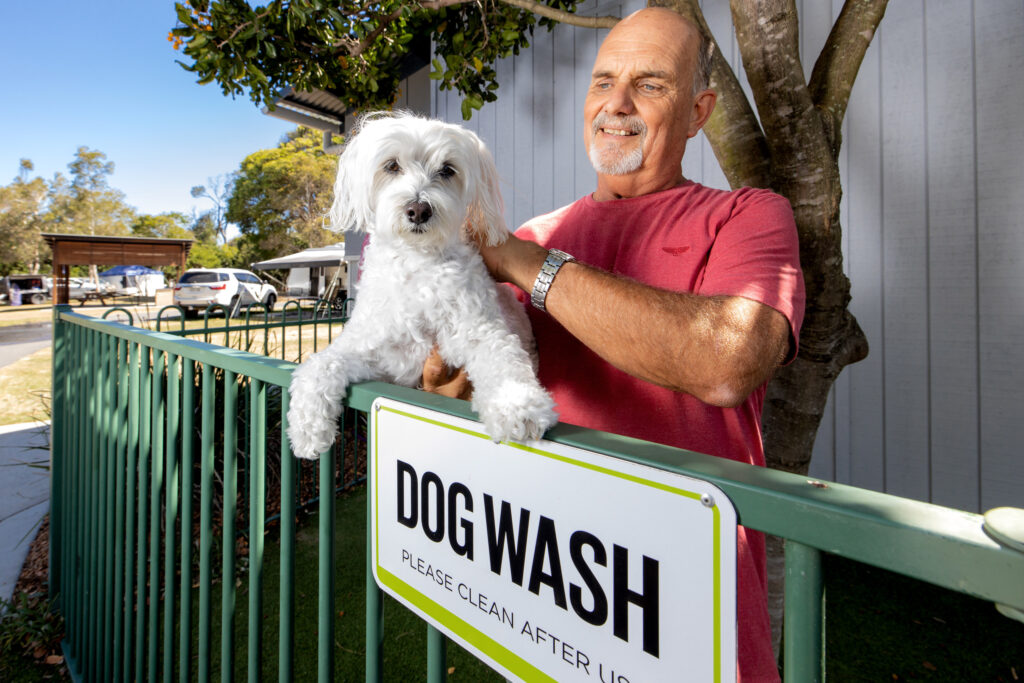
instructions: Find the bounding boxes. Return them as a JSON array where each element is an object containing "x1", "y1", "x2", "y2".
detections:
[{"x1": 252, "y1": 242, "x2": 362, "y2": 304}]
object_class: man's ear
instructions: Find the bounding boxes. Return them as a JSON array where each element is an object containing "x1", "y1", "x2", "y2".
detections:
[{"x1": 687, "y1": 89, "x2": 717, "y2": 138}]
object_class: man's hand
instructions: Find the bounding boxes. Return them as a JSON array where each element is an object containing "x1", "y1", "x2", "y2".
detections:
[
  {"x1": 477, "y1": 233, "x2": 549, "y2": 286},
  {"x1": 421, "y1": 346, "x2": 473, "y2": 400}
]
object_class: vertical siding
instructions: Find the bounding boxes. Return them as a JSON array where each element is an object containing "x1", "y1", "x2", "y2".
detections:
[
  {"x1": 431, "y1": 0, "x2": 1024, "y2": 512},
  {"x1": 880, "y1": 1, "x2": 931, "y2": 503},
  {"x1": 835, "y1": 3, "x2": 887, "y2": 493},
  {"x1": 925, "y1": 0, "x2": 980, "y2": 512},
  {"x1": 975, "y1": 0, "x2": 1024, "y2": 510}
]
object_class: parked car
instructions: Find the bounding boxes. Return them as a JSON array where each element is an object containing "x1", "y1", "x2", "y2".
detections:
[
  {"x1": 173, "y1": 268, "x2": 277, "y2": 318},
  {"x1": 1, "y1": 274, "x2": 50, "y2": 305}
]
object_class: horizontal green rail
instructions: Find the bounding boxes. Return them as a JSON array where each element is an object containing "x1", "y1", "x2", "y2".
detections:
[
  {"x1": 49, "y1": 306, "x2": 1024, "y2": 683},
  {"x1": 346, "y1": 382, "x2": 1024, "y2": 611}
]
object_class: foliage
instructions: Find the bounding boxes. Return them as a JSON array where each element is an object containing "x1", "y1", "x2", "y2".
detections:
[
  {"x1": 225, "y1": 126, "x2": 339, "y2": 261},
  {"x1": 0, "y1": 161, "x2": 48, "y2": 276},
  {"x1": 132, "y1": 211, "x2": 192, "y2": 239},
  {"x1": 188, "y1": 240, "x2": 239, "y2": 270},
  {"x1": 169, "y1": 0, "x2": 586, "y2": 119},
  {"x1": 0, "y1": 593, "x2": 65, "y2": 676}
]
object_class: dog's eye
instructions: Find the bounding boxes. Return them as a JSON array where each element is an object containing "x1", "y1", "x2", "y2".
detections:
[
  {"x1": 383, "y1": 159, "x2": 401, "y2": 174},
  {"x1": 437, "y1": 163, "x2": 457, "y2": 180}
]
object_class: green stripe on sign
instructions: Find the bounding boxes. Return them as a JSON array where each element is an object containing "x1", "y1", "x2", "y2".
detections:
[{"x1": 377, "y1": 566, "x2": 557, "y2": 682}]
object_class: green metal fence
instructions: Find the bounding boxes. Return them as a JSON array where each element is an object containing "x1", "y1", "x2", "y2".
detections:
[{"x1": 49, "y1": 304, "x2": 1024, "y2": 682}]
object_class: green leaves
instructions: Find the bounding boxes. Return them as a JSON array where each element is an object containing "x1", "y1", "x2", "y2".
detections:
[{"x1": 170, "y1": 0, "x2": 587, "y2": 120}]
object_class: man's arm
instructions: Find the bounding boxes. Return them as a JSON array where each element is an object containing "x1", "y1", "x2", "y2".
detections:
[{"x1": 481, "y1": 234, "x2": 791, "y2": 407}]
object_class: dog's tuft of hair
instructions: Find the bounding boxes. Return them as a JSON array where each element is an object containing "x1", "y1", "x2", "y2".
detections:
[{"x1": 287, "y1": 112, "x2": 557, "y2": 460}]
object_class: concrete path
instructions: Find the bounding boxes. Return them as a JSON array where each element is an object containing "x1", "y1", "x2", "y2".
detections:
[
  {"x1": 0, "y1": 421, "x2": 50, "y2": 604},
  {"x1": 0, "y1": 322, "x2": 52, "y2": 370}
]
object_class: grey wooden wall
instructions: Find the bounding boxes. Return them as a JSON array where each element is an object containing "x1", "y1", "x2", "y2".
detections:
[{"x1": 431, "y1": 0, "x2": 1024, "y2": 513}]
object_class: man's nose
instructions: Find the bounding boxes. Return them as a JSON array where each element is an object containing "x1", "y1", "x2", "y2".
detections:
[{"x1": 602, "y1": 82, "x2": 636, "y2": 116}]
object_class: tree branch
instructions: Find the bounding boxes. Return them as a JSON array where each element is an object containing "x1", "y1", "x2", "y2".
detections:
[
  {"x1": 808, "y1": 0, "x2": 889, "y2": 125},
  {"x1": 216, "y1": 8, "x2": 274, "y2": 49},
  {"x1": 419, "y1": 0, "x2": 620, "y2": 29},
  {"x1": 729, "y1": 0, "x2": 828, "y2": 188},
  {"x1": 344, "y1": 7, "x2": 405, "y2": 57},
  {"x1": 649, "y1": 0, "x2": 771, "y2": 188}
]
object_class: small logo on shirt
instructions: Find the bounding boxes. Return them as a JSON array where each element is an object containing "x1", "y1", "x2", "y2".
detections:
[{"x1": 661, "y1": 246, "x2": 691, "y2": 256}]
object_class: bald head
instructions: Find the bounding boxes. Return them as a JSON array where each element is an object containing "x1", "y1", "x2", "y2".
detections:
[{"x1": 607, "y1": 8, "x2": 714, "y2": 95}]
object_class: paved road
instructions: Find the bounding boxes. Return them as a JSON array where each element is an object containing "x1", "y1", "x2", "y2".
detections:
[
  {"x1": 0, "y1": 422, "x2": 50, "y2": 604},
  {"x1": 0, "y1": 323, "x2": 52, "y2": 370}
]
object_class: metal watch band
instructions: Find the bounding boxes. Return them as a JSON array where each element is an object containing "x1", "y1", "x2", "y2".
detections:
[{"x1": 530, "y1": 248, "x2": 575, "y2": 312}]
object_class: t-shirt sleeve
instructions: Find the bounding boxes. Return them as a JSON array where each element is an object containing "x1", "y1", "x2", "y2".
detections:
[{"x1": 698, "y1": 189, "x2": 806, "y2": 363}]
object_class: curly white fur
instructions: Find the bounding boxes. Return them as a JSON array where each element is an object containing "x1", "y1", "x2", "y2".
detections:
[{"x1": 287, "y1": 112, "x2": 557, "y2": 459}]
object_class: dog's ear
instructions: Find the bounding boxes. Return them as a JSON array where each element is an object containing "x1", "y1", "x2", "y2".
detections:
[
  {"x1": 327, "y1": 122, "x2": 376, "y2": 234},
  {"x1": 464, "y1": 136, "x2": 509, "y2": 247}
]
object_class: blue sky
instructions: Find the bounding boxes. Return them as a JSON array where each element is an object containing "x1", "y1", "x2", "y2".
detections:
[{"x1": 0, "y1": 0, "x2": 296, "y2": 220}]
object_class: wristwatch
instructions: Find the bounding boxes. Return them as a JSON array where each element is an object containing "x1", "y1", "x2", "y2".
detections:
[{"x1": 530, "y1": 248, "x2": 576, "y2": 312}]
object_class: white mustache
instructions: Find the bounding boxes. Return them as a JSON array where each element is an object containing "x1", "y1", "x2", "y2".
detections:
[{"x1": 592, "y1": 113, "x2": 647, "y2": 136}]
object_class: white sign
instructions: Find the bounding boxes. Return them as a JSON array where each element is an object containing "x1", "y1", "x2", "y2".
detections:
[{"x1": 369, "y1": 398, "x2": 737, "y2": 682}]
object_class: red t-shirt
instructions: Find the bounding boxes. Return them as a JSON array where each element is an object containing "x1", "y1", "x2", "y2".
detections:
[{"x1": 516, "y1": 181, "x2": 805, "y2": 681}]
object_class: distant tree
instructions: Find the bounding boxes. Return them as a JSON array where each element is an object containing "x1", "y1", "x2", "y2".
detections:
[
  {"x1": 189, "y1": 212, "x2": 219, "y2": 245},
  {"x1": 47, "y1": 147, "x2": 135, "y2": 238},
  {"x1": 186, "y1": 241, "x2": 238, "y2": 270},
  {"x1": 190, "y1": 173, "x2": 234, "y2": 243},
  {"x1": 0, "y1": 160, "x2": 48, "y2": 275},
  {"x1": 132, "y1": 211, "x2": 192, "y2": 239},
  {"x1": 45, "y1": 147, "x2": 136, "y2": 283},
  {"x1": 225, "y1": 127, "x2": 338, "y2": 261}
]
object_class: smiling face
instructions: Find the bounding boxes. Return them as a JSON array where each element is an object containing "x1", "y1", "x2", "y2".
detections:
[{"x1": 584, "y1": 9, "x2": 715, "y2": 200}]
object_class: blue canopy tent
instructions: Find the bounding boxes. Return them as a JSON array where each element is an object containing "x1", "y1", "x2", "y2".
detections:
[
  {"x1": 98, "y1": 264, "x2": 167, "y2": 296},
  {"x1": 99, "y1": 265, "x2": 162, "y2": 277}
]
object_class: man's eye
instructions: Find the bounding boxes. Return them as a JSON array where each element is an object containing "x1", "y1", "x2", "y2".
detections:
[
  {"x1": 384, "y1": 159, "x2": 401, "y2": 174},
  {"x1": 437, "y1": 163, "x2": 457, "y2": 179}
]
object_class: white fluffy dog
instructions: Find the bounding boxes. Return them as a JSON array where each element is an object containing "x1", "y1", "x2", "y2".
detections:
[{"x1": 286, "y1": 112, "x2": 557, "y2": 460}]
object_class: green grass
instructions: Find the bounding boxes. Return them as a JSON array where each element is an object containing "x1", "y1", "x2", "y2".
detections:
[
  {"x1": 822, "y1": 553, "x2": 1024, "y2": 681},
  {"x1": 0, "y1": 346, "x2": 52, "y2": 426}
]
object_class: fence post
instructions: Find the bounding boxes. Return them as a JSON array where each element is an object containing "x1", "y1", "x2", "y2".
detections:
[
  {"x1": 279, "y1": 392, "x2": 295, "y2": 682},
  {"x1": 783, "y1": 540, "x2": 824, "y2": 683},
  {"x1": 318, "y1": 445, "x2": 336, "y2": 683},
  {"x1": 223, "y1": 369, "x2": 238, "y2": 682},
  {"x1": 366, "y1": 458, "x2": 382, "y2": 683},
  {"x1": 48, "y1": 306, "x2": 68, "y2": 608},
  {"x1": 249, "y1": 378, "x2": 267, "y2": 682},
  {"x1": 426, "y1": 626, "x2": 447, "y2": 683}
]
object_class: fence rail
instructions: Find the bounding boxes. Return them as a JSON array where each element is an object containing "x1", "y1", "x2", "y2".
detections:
[{"x1": 49, "y1": 304, "x2": 1024, "y2": 682}]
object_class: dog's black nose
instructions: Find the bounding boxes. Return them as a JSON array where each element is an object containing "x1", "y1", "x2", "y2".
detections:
[{"x1": 405, "y1": 201, "x2": 433, "y2": 225}]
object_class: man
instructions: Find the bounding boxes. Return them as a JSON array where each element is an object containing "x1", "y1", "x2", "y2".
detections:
[{"x1": 426, "y1": 8, "x2": 804, "y2": 680}]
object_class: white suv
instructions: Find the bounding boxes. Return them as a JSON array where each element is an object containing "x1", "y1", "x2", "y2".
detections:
[{"x1": 173, "y1": 268, "x2": 277, "y2": 318}]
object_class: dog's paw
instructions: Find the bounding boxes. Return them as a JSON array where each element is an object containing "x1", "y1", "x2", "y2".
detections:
[
  {"x1": 287, "y1": 358, "x2": 343, "y2": 460},
  {"x1": 474, "y1": 380, "x2": 557, "y2": 443}
]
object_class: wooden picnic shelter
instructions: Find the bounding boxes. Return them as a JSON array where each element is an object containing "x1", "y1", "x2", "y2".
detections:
[{"x1": 42, "y1": 233, "x2": 192, "y2": 304}]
